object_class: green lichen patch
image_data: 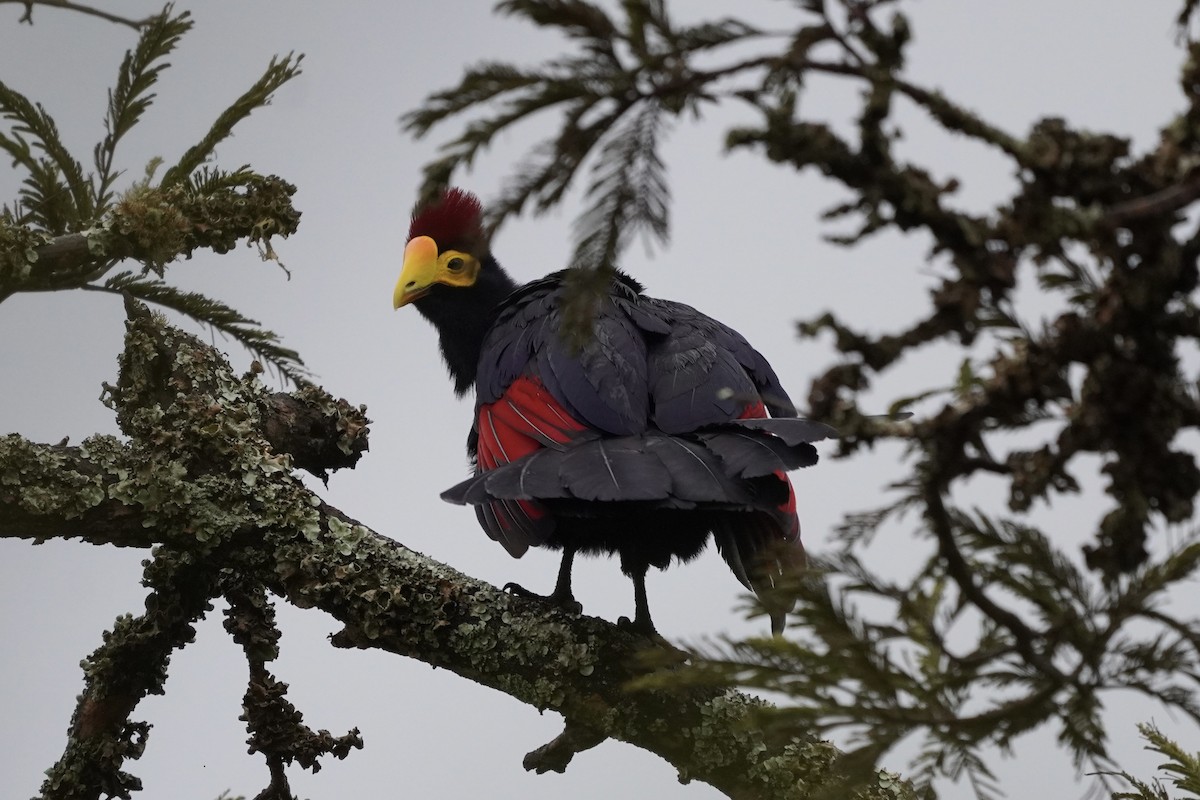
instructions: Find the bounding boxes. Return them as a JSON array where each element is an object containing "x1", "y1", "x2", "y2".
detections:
[
  {"x1": 0, "y1": 433, "x2": 110, "y2": 519},
  {"x1": 0, "y1": 216, "x2": 51, "y2": 283}
]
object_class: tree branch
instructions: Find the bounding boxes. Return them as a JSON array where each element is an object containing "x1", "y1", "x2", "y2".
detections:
[
  {"x1": 1102, "y1": 170, "x2": 1200, "y2": 226},
  {"x1": 225, "y1": 584, "x2": 363, "y2": 799},
  {"x1": 522, "y1": 720, "x2": 607, "y2": 774},
  {"x1": 0, "y1": 175, "x2": 301, "y2": 301},
  {"x1": 920, "y1": 473, "x2": 1067, "y2": 684},
  {"x1": 39, "y1": 556, "x2": 219, "y2": 800},
  {"x1": 1, "y1": 302, "x2": 911, "y2": 800}
]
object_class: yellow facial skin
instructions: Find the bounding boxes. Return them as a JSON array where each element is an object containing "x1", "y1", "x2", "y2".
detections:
[{"x1": 393, "y1": 235, "x2": 481, "y2": 308}]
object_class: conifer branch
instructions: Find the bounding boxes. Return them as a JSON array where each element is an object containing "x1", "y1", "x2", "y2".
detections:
[
  {"x1": 1109, "y1": 724, "x2": 1200, "y2": 800},
  {"x1": 2, "y1": 4, "x2": 306, "y2": 386},
  {"x1": 91, "y1": 272, "x2": 308, "y2": 384},
  {"x1": 0, "y1": 80, "x2": 93, "y2": 229},
  {"x1": 160, "y1": 53, "x2": 304, "y2": 188},
  {"x1": 93, "y1": 7, "x2": 194, "y2": 210},
  {"x1": 571, "y1": 99, "x2": 669, "y2": 270},
  {"x1": 404, "y1": 0, "x2": 762, "y2": 246}
]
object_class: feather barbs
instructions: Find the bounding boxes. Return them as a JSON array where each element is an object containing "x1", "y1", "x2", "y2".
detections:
[{"x1": 409, "y1": 188, "x2": 486, "y2": 251}]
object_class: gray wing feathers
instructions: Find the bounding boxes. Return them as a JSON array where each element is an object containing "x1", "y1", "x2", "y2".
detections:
[
  {"x1": 442, "y1": 425, "x2": 815, "y2": 509},
  {"x1": 728, "y1": 417, "x2": 837, "y2": 445}
]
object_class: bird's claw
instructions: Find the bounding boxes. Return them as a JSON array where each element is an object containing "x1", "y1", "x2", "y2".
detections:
[
  {"x1": 617, "y1": 614, "x2": 658, "y2": 638},
  {"x1": 503, "y1": 582, "x2": 583, "y2": 615},
  {"x1": 616, "y1": 615, "x2": 686, "y2": 657}
]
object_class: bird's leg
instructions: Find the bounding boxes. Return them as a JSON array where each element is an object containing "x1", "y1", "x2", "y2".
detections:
[
  {"x1": 504, "y1": 546, "x2": 583, "y2": 614},
  {"x1": 617, "y1": 567, "x2": 658, "y2": 637},
  {"x1": 617, "y1": 570, "x2": 689, "y2": 659}
]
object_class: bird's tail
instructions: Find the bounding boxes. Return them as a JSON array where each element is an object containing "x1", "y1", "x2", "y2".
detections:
[{"x1": 712, "y1": 511, "x2": 807, "y2": 635}]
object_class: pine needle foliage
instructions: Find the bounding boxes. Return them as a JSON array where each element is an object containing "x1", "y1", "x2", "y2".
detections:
[
  {"x1": 409, "y1": 0, "x2": 1200, "y2": 795},
  {"x1": 0, "y1": 4, "x2": 306, "y2": 383},
  {"x1": 93, "y1": 272, "x2": 306, "y2": 385},
  {"x1": 0, "y1": 80, "x2": 92, "y2": 233},
  {"x1": 1110, "y1": 724, "x2": 1200, "y2": 800},
  {"x1": 93, "y1": 8, "x2": 192, "y2": 211},
  {"x1": 402, "y1": 0, "x2": 762, "y2": 254},
  {"x1": 159, "y1": 52, "x2": 303, "y2": 190}
]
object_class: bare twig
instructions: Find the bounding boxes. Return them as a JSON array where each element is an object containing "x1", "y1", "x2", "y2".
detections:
[
  {"x1": 1102, "y1": 171, "x2": 1200, "y2": 226},
  {"x1": 921, "y1": 476, "x2": 1066, "y2": 684},
  {"x1": 2, "y1": 0, "x2": 154, "y2": 30},
  {"x1": 523, "y1": 721, "x2": 606, "y2": 774}
]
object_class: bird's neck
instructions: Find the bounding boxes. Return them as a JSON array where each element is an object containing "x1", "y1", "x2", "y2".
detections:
[{"x1": 417, "y1": 254, "x2": 518, "y2": 396}]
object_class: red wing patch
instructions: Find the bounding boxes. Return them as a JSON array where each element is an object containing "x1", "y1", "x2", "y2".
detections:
[
  {"x1": 475, "y1": 375, "x2": 591, "y2": 547},
  {"x1": 739, "y1": 401, "x2": 799, "y2": 539},
  {"x1": 739, "y1": 399, "x2": 768, "y2": 419},
  {"x1": 478, "y1": 374, "x2": 588, "y2": 462}
]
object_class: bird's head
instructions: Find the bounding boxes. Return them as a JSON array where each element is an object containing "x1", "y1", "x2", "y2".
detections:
[{"x1": 393, "y1": 188, "x2": 490, "y2": 309}]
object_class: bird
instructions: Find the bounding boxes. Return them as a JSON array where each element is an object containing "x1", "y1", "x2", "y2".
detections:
[{"x1": 392, "y1": 188, "x2": 833, "y2": 634}]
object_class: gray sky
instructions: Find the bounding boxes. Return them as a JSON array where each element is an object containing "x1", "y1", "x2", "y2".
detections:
[{"x1": 0, "y1": 1, "x2": 1194, "y2": 798}]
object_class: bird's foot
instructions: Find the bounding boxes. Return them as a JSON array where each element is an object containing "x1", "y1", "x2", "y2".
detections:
[
  {"x1": 503, "y1": 582, "x2": 584, "y2": 615},
  {"x1": 616, "y1": 614, "x2": 658, "y2": 637},
  {"x1": 616, "y1": 615, "x2": 688, "y2": 658}
]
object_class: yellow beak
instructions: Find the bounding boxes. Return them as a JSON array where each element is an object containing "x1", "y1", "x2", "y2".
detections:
[{"x1": 393, "y1": 235, "x2": 439, "y2": 309}]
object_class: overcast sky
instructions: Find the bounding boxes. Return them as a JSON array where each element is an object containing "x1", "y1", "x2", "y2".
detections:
[{"x1": 0, "y1": 2, "x2": 1194, "y2": 798}]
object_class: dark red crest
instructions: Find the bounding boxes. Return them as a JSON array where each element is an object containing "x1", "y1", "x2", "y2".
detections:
[{"x1": 408, "y1": 188, "x2": 485, "y2": 251}]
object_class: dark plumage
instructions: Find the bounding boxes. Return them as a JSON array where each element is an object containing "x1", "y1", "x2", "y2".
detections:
[{"x1": 394, "y1": 188, "x2": 831, "y2": 633}]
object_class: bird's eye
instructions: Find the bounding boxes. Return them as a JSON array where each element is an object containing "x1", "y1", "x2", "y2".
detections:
[{"x1": 447, "y1": 257, "x2": 465, "y2": 272}]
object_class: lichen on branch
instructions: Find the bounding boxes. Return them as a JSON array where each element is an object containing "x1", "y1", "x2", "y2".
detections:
[{"x1": 2, "y1": 298, "x2": 910, "y2": 800}]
